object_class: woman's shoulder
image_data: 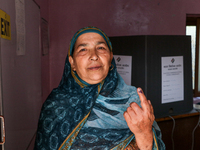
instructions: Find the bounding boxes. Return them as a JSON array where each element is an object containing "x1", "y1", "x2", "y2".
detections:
[
  {"x1": 41, "y1": 88, "x2": 70, "y2": 111},
  {"x1": 117, "y1": 73, "x2": 137, "y2": 93},
  {"x1": 108, "y1": 73, "x2": 139, "y2": 99}
]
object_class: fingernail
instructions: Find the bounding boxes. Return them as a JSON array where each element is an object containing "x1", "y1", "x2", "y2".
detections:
[{"x1": 138, "y1": 89, "x2": 143, "y2": 93}]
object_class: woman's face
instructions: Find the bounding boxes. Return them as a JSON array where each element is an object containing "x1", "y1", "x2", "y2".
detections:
[{"x1": 69, "y1": 32, "x2": 113, "y2": 84}]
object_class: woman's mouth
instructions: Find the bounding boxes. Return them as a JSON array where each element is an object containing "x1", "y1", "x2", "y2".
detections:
[{"x1": 88, "y1": 65, "x2": 102, "y2": 70}]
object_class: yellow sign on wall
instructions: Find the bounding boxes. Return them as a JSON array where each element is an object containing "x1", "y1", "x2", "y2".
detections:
[{"x1": 0, "y1": 9, "x2": 11, "y2": 40}]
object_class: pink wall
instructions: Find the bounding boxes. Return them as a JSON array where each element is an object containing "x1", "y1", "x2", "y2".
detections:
[
  {"x1": 0, "y1": 0, "x2": 43, "y2": 149},
  {"x1": 34, "y1": 0, "x2": 49, "y2": 20},
  {"x1": 43, "y1": 0, "x2": 200, "y2": 96},
  {"x1": 34, "y1": 0, "x2": 50, "y2": 101}
]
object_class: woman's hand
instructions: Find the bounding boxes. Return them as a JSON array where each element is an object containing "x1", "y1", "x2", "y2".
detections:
[{"x1": 123, "y1": 88, "x2": 155, "y2": 150}]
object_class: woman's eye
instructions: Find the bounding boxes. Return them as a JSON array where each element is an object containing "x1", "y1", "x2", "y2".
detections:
[
  {"x1": 97, "y1": 47, "x2": 106, "y2": 50},
  {"x1": 79, "y1": 48, "x2": 86, "y2": 52}
]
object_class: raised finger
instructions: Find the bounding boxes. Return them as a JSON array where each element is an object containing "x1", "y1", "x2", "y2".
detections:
[{"x1": 137, "y1": 88, "x2": 150, "y2": 111}]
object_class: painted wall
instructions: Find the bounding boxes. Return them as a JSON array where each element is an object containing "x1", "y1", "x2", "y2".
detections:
[
  {"x1": 0, "y1": 0, "x2": 42, "y2": 149},
  {"x1": 34, "y1": 0, "x2": 50, "y2": 102},
  {"x1": 0, "y1": 0, "x2": 199, "y2": 149},
  {"x1": 48, "y1": 0, "x2": 200, "y2": 91}
]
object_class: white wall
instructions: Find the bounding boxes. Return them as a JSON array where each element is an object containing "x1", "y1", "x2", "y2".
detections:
[{"x1": 0, "y1": 0, "x2": 42, "y2": 149}]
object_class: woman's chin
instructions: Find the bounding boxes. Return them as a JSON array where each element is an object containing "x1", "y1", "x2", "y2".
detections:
[{"x1": 86, "y1": 76, "x2": 106, "y2": 85}]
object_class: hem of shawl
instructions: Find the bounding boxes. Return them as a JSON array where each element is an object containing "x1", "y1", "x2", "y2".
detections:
[
  {"x1": 71, "y1": 68, "x2": 87, "y2": 88},
  {"x1": 110, "y1": 134, "x2": 135, "y2": 150},
  {"x1": 153, "y1": 128, "x2": 159, "y2": 150},
  {"x1": 58, "y1": 112, "x2": 91, "y2": 150},
  {"x1": 111, "y1": 128, "x2": 159, "y2": 150}
]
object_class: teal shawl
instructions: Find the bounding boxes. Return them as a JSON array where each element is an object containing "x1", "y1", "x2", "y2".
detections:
[{"x1": 34, "y1": 27, "x2": 165, "y2": 150}]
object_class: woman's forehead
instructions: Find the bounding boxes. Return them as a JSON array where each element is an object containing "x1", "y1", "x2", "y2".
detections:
[
  {"x1": 69, "y1": 27, "x2": 112, "y2": 56},
  {"x1": 75, "y1": 32, "x2": 106, "y2": 45}
]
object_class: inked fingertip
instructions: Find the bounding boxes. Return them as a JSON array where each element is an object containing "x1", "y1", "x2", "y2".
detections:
[
  {"x1": 137, "y1": 87, "x2": 143, "y2": 94},
  {"x1": 138, "y1": 89, "x2": 143, "y2": 94}
]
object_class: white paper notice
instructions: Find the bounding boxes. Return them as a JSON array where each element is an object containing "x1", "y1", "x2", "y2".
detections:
[
  {"x1": 15, "y1": 0, "x2": 25, "y2": 55},
  {"x1": 114, "y1": 55, "x2": 132, "y2": 85},
  {"x1": 161, "y1": 56, "x2": 184, "y2": 104}
]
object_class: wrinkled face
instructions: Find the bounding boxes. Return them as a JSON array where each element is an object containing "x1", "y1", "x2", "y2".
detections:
[{"x1": 69, "y1": 32, "x2": 113, "y2": 84}]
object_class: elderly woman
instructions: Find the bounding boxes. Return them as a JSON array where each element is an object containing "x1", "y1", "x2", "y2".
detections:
[{"x1": 34, "y1": 27, "x2": 165, "y2": 150}]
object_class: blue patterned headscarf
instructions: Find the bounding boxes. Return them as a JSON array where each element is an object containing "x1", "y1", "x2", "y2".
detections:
[
  {"x1": 69, "y1": 26, "x2": 112, "y2": 55},
  {"x1": 34, "y1": 27, "x2": 164, "y2": 150}
]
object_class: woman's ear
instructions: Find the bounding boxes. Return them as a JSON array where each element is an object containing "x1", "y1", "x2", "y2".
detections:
[{"x1": 69, "y1": 56, "x2": 76, "y2": 71}]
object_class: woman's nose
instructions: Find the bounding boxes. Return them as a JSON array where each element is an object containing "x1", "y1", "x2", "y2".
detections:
[{"x1": 90, "y1": 50, "x2": 98, "y2": 61}]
